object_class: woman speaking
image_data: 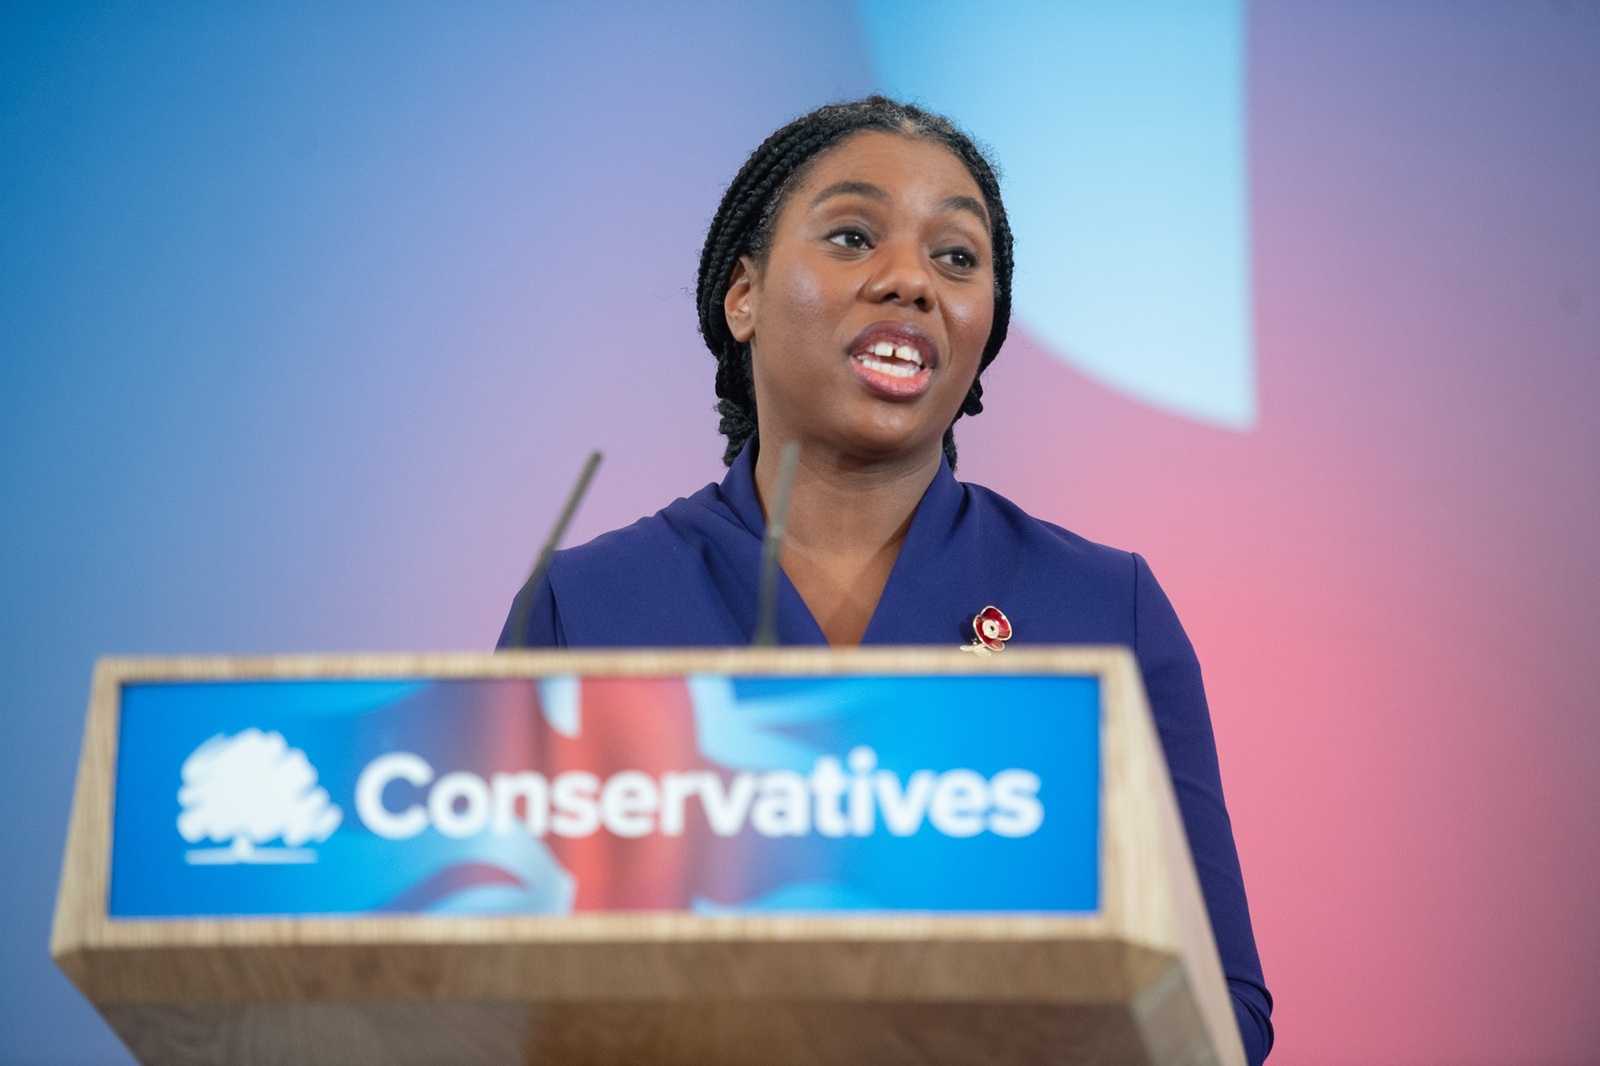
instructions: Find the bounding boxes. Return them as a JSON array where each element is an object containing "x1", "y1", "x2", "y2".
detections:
[{"x1": 501, "y1": 96, "x2": 1273, "y2": 1063}]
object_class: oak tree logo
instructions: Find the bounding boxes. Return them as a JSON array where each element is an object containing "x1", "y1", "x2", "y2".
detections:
[{"x1": 177, "y1": 729, "x2": 342, "y2": 864}]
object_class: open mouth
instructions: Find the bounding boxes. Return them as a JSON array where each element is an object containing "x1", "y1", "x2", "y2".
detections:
[
  {"x1": 846, "y1": 324, "x2": 937, "y2": 399},
  {"x1": 854, "y1": 340, "x2": 925, "y2": 379}
]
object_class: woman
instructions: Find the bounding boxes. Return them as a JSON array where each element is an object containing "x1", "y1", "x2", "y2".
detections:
[{"x1": 501, "y1": 96, "x2": 1273, "y2": 1062}]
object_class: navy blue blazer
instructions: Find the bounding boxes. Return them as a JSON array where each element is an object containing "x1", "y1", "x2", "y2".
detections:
[{"x1": 500, "y1": 444, "x2": 1273, "y2": 1062}]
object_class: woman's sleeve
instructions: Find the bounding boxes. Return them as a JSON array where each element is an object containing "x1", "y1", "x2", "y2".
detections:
[
  {"x1": 1132, "y1": 552, "x2": 1274, "y2": 1064},
  {"x1": 495, "y1": 572, "x2": 567, "y2": 648}
]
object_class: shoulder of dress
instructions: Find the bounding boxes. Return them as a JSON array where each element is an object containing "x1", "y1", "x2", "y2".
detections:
[
  {"x1": 534, "y1": 480, "x2": 759, "y2": 646},
  {"x1": 957, "y1": 480, "x2": 1141, "y2": 578},
  {"x1": 546, "y1": 481, "x2": 748, "y2": 582}
]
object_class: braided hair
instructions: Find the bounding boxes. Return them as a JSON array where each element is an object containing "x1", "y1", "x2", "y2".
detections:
[{"x1": 696, "y1": 96, "x2": 1014, "y2": 469}]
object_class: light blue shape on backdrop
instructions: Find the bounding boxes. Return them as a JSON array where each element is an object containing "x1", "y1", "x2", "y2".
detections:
[{"x1": 856, "y1": 1, "x2": 1255, "y2": 429}]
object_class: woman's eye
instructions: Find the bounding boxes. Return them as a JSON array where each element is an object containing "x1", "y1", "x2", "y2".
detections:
[
  {"x1": 826, "y1": 228, "x2": 871, "y2": 250},
  {"x1": 937, "y1": 247, "x2": 981, "y2": 270}
]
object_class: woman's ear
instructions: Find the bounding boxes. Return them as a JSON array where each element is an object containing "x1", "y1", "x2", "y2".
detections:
[{"x1": 723, "y1": 256, "x2": 758, "y2": 343}]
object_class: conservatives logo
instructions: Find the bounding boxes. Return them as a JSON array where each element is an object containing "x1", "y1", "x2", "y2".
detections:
[
  {"x1": 177, "y1": 729, "x2": 342, "y2": 864},
  {"x1": 355, "y1": 746, "x2": 1044, "y2": 842}
]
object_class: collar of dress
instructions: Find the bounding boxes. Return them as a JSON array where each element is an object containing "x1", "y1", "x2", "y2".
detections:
[{"x1": 712, "y1": 442, "x2": 973, "y2": 646}]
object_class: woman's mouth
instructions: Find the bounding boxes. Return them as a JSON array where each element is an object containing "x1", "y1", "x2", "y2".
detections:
[
  {"x1": 847, "y1": 328, "x2": 936, "y2": 399},
  {"x1": 857, "y1": 340, "x2": 924, "y2": 378}
]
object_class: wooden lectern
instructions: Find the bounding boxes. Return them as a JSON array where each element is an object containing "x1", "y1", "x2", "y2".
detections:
[{"x1": 53, "y1": 647, "x2": 1245, "y2": 1065}]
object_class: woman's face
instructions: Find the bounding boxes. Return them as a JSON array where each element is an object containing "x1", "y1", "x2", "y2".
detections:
[{"x1": 724, "y1": 131, "x2": 996, "y2": 468}]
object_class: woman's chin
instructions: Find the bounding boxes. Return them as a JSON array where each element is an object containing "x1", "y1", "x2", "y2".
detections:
[{"x1": 825, "y1": 414, "x2": 951, "y2": 468}]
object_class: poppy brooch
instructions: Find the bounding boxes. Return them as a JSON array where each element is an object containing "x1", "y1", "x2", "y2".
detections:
[{"x1": 959, "y1": 605, "x2": 1013, "y2": 655}]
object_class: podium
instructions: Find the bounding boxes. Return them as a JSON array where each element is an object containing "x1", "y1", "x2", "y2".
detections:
[{"x1": 52, "y1": 647, "x2": 1246, "y2": 1065}]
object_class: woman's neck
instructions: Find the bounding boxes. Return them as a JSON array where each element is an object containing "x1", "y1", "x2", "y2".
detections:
[{"x1": 753, "y1": 443, "x2": 942, "y2": 646}]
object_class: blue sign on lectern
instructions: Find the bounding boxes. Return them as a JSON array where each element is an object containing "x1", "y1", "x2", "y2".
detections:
[{"x1": 109, "y1": 673, "x2": 1101, "y2": 919}]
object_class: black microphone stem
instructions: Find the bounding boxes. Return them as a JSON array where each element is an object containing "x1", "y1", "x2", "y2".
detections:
[
  {"x1": 752, "y1": 441, "x2": 800, "y2": 648},
  {"x1": 503, "y1": 449, "x2": 603, "y2": 649}
]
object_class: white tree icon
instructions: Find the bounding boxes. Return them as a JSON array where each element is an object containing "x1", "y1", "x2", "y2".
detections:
[{"x1": 178, "y1": 728, "x2": 342, "y2": 864}]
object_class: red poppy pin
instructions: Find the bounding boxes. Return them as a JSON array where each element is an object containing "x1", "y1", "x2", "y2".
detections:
[{"x1": 961, "y1": 605, "x2": 1013, "y2": 655}]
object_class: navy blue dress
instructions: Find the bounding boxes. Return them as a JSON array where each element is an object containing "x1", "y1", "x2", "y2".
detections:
[{"x1": 500, "y1": 444, "x2": 1274, "y2": 1063}]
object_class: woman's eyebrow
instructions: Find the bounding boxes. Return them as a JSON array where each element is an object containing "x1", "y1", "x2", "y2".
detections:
[
  {"x1": 809, "y1": 181, "x2": 990, "y2": 230},
  {"x1": 941, "y1": 194, "x2": 991, "y2": 229},
  {"x1": 810, "y1": 180, "x2": 889, "y2": 206}
]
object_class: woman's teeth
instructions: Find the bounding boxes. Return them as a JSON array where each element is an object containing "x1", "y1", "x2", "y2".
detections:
[{"x1": 856, "y1": 341, "x2": 925, "y2": 378}]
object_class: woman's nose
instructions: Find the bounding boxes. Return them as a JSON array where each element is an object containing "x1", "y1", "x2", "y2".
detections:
[{"x1": 862, "y1": 241, "x2": 935, "y2": 311}]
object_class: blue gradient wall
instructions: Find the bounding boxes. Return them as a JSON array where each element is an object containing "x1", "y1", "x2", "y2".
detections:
[{"x1": 3, "y1": 3, "x2": 1597, "y2": 1063}]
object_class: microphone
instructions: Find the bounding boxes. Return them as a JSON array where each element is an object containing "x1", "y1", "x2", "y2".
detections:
[
  {"x1": 751, "y1": 441, "x2": 800, "y2": 647},
  {"x1": 502, "y1": 449, "x2": 603, "y2": 649}
]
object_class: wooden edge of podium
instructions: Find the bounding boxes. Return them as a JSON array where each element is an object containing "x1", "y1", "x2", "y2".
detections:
[
  {"x1": 69, "y1": 645, "x2": 1141, "y2": 681},
  {"x1": 51, "y1": 647, "x2": 1245, "y2": 1066},
  {"x1": 52, "y1": 654, "x2": 122, "y2": 989},
  {"x1": 1101, "y1": 653, "x2": 1248, "y2": 1066}
]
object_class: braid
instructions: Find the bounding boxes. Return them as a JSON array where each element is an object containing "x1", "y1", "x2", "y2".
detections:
[{"x1": 696, "y1": 96, "x2": 1015, "y2": 470}]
